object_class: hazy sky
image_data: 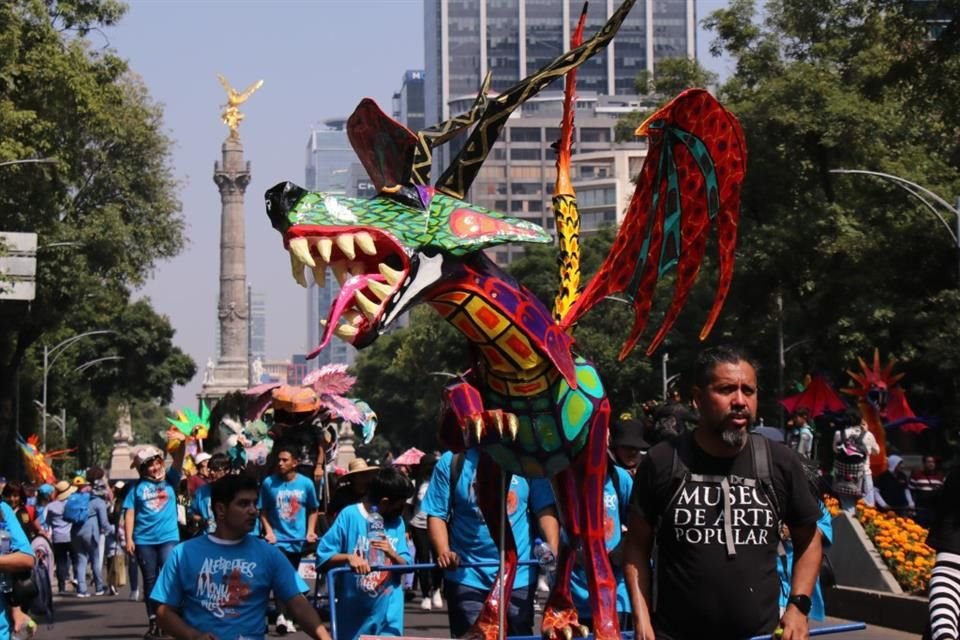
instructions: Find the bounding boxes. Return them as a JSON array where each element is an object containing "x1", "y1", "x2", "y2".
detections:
[{"x1": 108, "y1": 0, "x2": 732, "y2": 410}]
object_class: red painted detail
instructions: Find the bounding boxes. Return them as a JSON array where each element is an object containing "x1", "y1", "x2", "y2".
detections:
[{"x1": 449, "y1": 209, "x2": 540, "y2": 240}]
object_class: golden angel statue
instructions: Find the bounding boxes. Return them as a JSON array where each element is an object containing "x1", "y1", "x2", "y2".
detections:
[{"x1": 218, "y1": 74, "x2": 264, "y2": 140}]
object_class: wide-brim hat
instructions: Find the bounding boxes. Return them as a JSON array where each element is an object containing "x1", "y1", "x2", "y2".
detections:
[
  {"x1": 341, "y1": 458, "x2": 378, "y2": 479},
  {"x1": 54, "y1": 480, "x2": 76, "y2": 501}
]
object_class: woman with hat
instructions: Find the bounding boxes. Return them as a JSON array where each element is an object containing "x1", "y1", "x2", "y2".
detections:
[
  {"x1": 122, "y1": 444, "x2": 185, "y2": 639},
  {"x1": 43, "y1": 480, "x2": 76, "y2": 594}
]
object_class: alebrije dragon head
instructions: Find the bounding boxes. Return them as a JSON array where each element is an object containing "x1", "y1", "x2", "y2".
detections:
[
  {"x1": 265, "y1": 168, "x2": 549, "y2": 358},
  {"x1": 843, "y1": 349, "x2": 903, "y2": 414}
]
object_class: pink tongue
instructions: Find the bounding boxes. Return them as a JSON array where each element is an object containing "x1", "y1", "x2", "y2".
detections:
[{"x1": 307, "y1": 273, "x2": 388, "y2": 359}]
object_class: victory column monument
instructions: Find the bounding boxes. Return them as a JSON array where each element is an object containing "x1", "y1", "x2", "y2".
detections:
[{"x1": 199, "y1": 76, "x2": 264, "y2": 404}]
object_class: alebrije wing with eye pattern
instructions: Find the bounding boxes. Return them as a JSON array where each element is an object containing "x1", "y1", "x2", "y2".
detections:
[{"x1": 559, "y1": 89, "x2": 747, "y2": 359}]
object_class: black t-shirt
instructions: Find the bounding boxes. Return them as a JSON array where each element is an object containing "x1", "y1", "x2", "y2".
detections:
[
  {"x1": 630, "y1": 433, "x2": 821, "y2": 640},
  {"x1": 926, "y1": 472, "x2": 960, "y2": 554}
]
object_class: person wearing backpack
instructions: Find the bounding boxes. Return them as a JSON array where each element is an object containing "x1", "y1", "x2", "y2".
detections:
[
  {"x1": 623, "y1": 346, "x2": 823, "y2": 640},
  {"x1": 831, "y1": 411, "x2": 880, "y2": 513},
  {"x1": 66, "y1": 477, "x2": 109, "y2": 597}
]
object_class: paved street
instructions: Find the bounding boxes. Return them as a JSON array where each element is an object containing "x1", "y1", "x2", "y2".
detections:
[{"x1": 50, "y1": 586, "x2": 921, "y2": 640}]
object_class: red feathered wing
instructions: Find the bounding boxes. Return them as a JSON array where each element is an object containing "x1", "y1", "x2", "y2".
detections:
[{"x1": 560, "y1": 89, "x2": 747, "y2": 359}]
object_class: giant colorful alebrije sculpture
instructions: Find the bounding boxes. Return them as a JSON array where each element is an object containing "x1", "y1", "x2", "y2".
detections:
[
  {"x1": 844, "y1": 349, "x2": 924, "y2": 477},
  {"x1": 262, "y1": 2, "x2": 746, "y2": 638}
]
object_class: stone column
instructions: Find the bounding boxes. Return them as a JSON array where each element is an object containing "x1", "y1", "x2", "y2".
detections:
[{"x1": 200, "y1": 139, "x2": 251, "y2": 403}]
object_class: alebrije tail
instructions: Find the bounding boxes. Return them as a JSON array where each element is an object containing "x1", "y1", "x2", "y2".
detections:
[{"x1": 552, "y1": 3, "x2": 588, "y2": 324}]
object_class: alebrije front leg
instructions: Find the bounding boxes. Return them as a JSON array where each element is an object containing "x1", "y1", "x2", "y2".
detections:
[
  {"x1": 463, "y1": 452, "x2": 519, "y2": 640},
  {"x1": 580, "y1": 402, "x2": 620, "y2": 640},
  {"x1": 542, "y1": 468, "x2": 589, "y2": 640},
  {"x1": 440, "y1": 382, "x2": 519, "y2": 452}
]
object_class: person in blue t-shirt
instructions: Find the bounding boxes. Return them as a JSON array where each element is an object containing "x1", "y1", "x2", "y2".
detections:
[
  {"x1": 153, "y1": 474, "x2": 331, "y2": 640},
  {"x1": 123, "y1": 444, "x2": 185, "y2": 639},
  {"x1": 0, "y1": 500, "x2": 36, "y2": 639},
  {"x1": 259, "y1": 444, "x2": 320, "y2": 634},
  {"x1": 423, "y1": 449, "x2": 557, "y2": 638},
  {"x1": 778, "y1": 501, "x2": 833, "y2": 621},
  {"x1": 188, "y1": 453, "x2": 230, "y2": 536},
  {"x1": 316, "y1": 466, "x2": 414, "y2": 640},
  {"x1": 569, "y1": 465, "x2": 633, "y2": 630}
]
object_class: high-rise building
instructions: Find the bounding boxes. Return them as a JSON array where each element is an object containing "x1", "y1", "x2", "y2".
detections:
[
  {"x1": 392, "y1": 70, "x2": 427, "y2": 132},
  {"x1": 425, "y1": 0, "x2": 696, "y2": 126},
  {"x1": 248, "y1": 285, "x2": 266, "y2": 363}
]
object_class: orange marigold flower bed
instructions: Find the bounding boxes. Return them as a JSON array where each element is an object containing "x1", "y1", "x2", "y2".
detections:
[{"x1": 822, "y1": 495, "x2": 933, "y2": 593}]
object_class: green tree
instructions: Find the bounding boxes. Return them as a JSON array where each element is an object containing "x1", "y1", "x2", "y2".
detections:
[
  {"x1": 615, "y1": 57, "x2": 719, "y2": 141},
  {"x1": 0, "y1": 0, "x2": 188, "y2": 472},
  {"x1": 697, "y1": 0, "x2": 960, "y2": 432}
]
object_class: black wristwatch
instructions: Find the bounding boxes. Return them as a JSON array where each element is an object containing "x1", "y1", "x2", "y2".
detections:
[{"x1": 787, "y1": 594, "x2": 812, "y2": 616}]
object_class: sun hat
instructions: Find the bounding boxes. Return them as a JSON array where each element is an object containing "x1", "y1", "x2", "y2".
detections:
[
  {"x1": 72, "y1": 475, "x2": 89, "y2": 487},
  {"x1": 54, "y1": 480, "x2": 76, "y2": 501},
  {"x1": 131, "y1": 445, "x2": 164, "y2": 469},
  {"x1": 341, "y1": 458, "x2": 379, "y2": 479},
  {"x1": 194, "y1": 452, "x2": 212, "y2": 465}
]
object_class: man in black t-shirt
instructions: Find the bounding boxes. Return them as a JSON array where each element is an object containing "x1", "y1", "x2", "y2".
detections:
[{"x1": 623, "y1": 345, "x2": 822, "y2": 640}]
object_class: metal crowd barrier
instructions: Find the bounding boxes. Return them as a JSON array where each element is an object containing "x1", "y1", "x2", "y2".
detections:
[{"x1": 322, "y1": 560, "x2": 866, "y2": 640}]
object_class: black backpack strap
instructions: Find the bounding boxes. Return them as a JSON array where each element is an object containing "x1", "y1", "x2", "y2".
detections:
[
  {"x1": 665, "y1": 432, "x2": 694, "y2": 516},
  {"x1": 750, "y1": 433, "x2": 782, "y2": 523},
  {"x1": 447, "y1": 452, "x2": 465, "y2": 520}
]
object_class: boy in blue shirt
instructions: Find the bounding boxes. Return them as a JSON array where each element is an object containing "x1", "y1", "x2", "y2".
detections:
[
  {"x1": 259, "y1": 444, "x2": 320, "y2": 633},
  {"x1": 188, "y1": 453, "x2": 230, "y2": 535},
  {"x1": 153, "y1": 474, "x2": 330, "y2": 640},
  {"x1": 315, "y1": 466, "x2": 413, "y2": 640}
]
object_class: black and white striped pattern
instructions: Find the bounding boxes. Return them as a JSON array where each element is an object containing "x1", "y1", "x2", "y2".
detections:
[{"x1": 930, "y1": 551, "x2": 960, "y2": 640}]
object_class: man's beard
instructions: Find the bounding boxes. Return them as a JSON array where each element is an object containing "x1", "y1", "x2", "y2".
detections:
[
  {"x1": 721, "y1": 428, "x2": 748, "y2": 449},
  {"x1": 719, "y1": 410, "x2": 753, "y2": 449}
]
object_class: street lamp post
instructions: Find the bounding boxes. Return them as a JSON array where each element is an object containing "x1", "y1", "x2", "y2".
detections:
[
  {"x1": 41, "y1": 330, "x2": 116, "y2": 449},
  {"x1": 830, "y1": 169, "x2": 960, "y2": 284}
]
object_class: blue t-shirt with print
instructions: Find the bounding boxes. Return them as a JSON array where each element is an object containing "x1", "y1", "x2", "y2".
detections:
[
  {"x1": 258, "y1": 473, "x2": 318, "y2": 553},
  {"x1": 570, "y1": 466, "x2": 633, "y2": 617},
  {"x1": 123, "y1": 468, "x2": 182, "y2": 545},
  {"x1": 0, "y1": 502, "x2": 35, "y2": 639},
  {"x1": 422, "y1": 449, "x2": 555, "y2": 590},
  {"x1": 151, "y1": 534, "x2": 306, "y2": 640},
  {"x1": 315, "y1": 503, "x2": 412, "y2": 640}
]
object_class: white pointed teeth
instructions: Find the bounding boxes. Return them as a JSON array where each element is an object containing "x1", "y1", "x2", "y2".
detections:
[
  {"x1": 333, "y1": 323, "x2": 359, "y2": 339},
  {"x1": 311, "y1": 264, "x2": 326, "y2": 288},
  {"x1": 290, "y1": 252, "x2": 308, "y2": 288},
  {"x1": 378, "y1": 263, "x2": 403, "y2": 286},
  {"x1": 354, "y1": 290, "x2": 380, "y2": 320},
  {"x1": 355, "y1": 231, "x2": 377, "y2": 256},
  {"x1": 289, "y1": 237, "x2": 315, "y2": 268},
  {"x1": 331, "y1": 261, "x2": 349, "y2": 286},
  {"x1": 335, "y1": 234, "x2": 356, "y2": 260},
  {"x1": 316, "y1": 237, "x2": 333, "y2": 263},
  {"x1": 367, "y1": 279, "x2": 393, "y2": 301}
]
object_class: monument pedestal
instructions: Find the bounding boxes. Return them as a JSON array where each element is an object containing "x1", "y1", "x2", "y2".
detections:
[{"x1": 107, "y1": 402, "x2": 138, "y2": 480}]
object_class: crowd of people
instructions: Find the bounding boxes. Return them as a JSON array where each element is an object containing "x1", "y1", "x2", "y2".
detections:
[{"x1": 2, "y1": 344, "x2": 960, "y2": 640}]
